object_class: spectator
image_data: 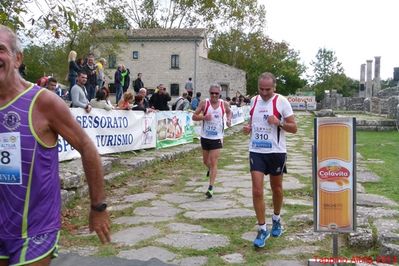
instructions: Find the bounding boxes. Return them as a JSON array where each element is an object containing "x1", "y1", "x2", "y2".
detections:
[
  {"x1": 96, "y1": 58, "x2": 106, "y2": 88},
  {"x1": 36, "y1": 76, "x2": 48, "y2": 88},
  {"x1": 67, "y1": 51, "x2": 80, "y2": 95},
  {"x1": 185, "y1": 77, "x2": 193, "y2": 97},
  {"x1": 133, "y1": 73, "x2": 144, "y2": 94},
  {"x1": 46, "y1": 77, "x2": 57, "y2": 93},
  {"x1": 121, "y1": 65, "x2": 130, "y2": 93},
  {"x1": 175, "y1": 92, "x2": 190, "y2": 111},
  {"x1": 76, "y1": 58, "x2": 84, "y2": 68},
  {"x1": 118, "y1": 91, "x2": 134, "y2": 110},
  {"x1": 191, "y1": 92, "x2": 201, "y2": 110},
  {"x1": 71, "y1": 72, "x2": 91, "y2": 113},
  {"x1": 90, "y1": 88, "x2": 113, "y2": 111},
  {"x1": 138, "y1": 87, "x2": 155, "y2": 112},
  {"x1": 132, "y1": 95, "x2": 146, "y2": 112},
  {"x1": 149, "y1": 84, "x2": 171, "y2": 111},
  {"x1": 82, "y1": 53, "x2": 97, "y2": 101},
  {"x1": 231, "y1": 97, "x2": 238, "y2": 106},
  {"x1": 18, "y1": 63, "x2": 26, "y2": 78},
  {"x1": 114, "y1": 65, "x2": 122, "y2": 104},
  {"x1": 102, "y1": 86, "x2": 113, "y2": 107}
]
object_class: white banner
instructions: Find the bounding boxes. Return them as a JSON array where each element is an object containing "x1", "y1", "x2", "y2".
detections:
[
  {"x1": 58, "y1": 109, "x2": 157, "y2": 161},
  {"x1": 287, "y1": 96, "x2": 316, "y2": 110}
]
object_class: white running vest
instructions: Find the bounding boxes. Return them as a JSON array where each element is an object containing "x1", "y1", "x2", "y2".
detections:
[
  {"x1": 249, "y1": 94, "x2": 293, "y2": 153},
  {"x1": 201, "y1": 99, "x2": 225, "y2": 140}
]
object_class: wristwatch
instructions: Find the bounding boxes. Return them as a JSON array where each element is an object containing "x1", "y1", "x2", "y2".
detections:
[{"x1": 91, "y1": 202, "x2": 107, "y2": 212}]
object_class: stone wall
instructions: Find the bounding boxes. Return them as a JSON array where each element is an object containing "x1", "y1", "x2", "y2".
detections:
[
  {"x1": 377, "y1": 86, "x2": 399, "y2": 98},
  {"x1": 321, "y1": 92, "x2": 398, "y2": 120},
  {"x1": 197, "y1": 57, "x2": 246, "y2": 98}
]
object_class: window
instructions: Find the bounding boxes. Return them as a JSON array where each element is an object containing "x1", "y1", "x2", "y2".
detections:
[
  {"x1": 132, "y1": 51, "x2": 139, "y2": 59},
  {"x1": 220, "y1": 84, "x2": 229, "y2": 99},
  {"x1": 171, "y1": 54, "x2": 179, "y2": 69},
  {"x1": 170, "y1": 83, "x2": 179, "y2": 96},
  {"x1": 108, "y1": 54, "x2": 116, "y2": 68}
]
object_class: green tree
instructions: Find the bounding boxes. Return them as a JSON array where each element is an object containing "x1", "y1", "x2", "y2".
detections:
[
  {"x1": 97, "y1": 0, "x2": 266, "y2": 32},
  {"x1": 310, "y1": 48, "x2": 347, "y2": 100},
  {"x1": 209, "y1": 29, "x2": 306, "y2": 96},
  {"x1": 101, "y1": 7, "x2": 131, "y2": 30},
  {"x1": 0, "y1": 0, "x2": 26, "y2": 30}
]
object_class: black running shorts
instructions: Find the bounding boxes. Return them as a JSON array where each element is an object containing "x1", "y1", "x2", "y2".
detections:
[
  {"x1": 201, "y1": 137, "x2": 223, "y2": 151},
  {"x1": 249, "y1": 152, "x2": 287, "y2": 176}
]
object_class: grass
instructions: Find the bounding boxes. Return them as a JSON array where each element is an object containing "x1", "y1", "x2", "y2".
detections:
[
  {"x1": 59, "y1": 115, "x2": 399, "y2": 265},
  {"x1": 356, "y1": 130, "x2": 399, "y2": 203}
]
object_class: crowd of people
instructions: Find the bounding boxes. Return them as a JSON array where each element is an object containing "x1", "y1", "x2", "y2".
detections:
[
  {"x1": 0, "y1": 24, "x2": 298, "y2": 266},
  {"x1": 35, "y1": 51, "x2": 252, "y2": 114}
]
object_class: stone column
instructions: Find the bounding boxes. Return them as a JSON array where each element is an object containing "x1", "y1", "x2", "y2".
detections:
[
  {"x1": 359, "y1": 64, "x2": 366, "y2": 97},
  {"x1": 373, "y1": 56, "x2": 381, "y2": 96},
  {"x1": 366, "y1": 60, "x2": 373, "y2": 98}
]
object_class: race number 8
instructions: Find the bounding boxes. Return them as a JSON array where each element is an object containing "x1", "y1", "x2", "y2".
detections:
[{"x1": 1, "y1": 151, "x2": 11, "y2": 164}]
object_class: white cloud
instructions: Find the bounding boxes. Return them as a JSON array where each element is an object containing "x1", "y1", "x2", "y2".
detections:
[{"x1": 260, "y1": 0, "x2": 399, "y2": 80}]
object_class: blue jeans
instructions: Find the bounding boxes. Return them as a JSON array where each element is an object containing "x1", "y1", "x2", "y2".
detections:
[
  {"x1": 68, "y1": 76, "x2": 77, "y2": 101},
  {"x1": 115, "y1": 85, "x2": 123, "y2": 105},
  {"x1": 86, "y1": 84, "x2": 96, "y2": 102}
]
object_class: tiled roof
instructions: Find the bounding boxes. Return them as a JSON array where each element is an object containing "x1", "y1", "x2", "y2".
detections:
[{"x1": 99, "y1": 28, "x2": 206, "y2": 40}]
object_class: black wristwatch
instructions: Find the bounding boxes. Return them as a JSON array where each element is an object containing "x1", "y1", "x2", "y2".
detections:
[{"x1": 91, "y1": 202, "x2": 107, "y2": 212}]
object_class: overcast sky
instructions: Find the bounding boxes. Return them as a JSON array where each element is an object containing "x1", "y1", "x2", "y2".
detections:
[{"x1": 260, "y1": 0, "x2": 398, "y2": 80}]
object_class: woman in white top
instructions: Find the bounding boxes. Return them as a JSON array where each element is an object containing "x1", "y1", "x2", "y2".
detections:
[{"x1": 90, "y1": 87, "x2": 113, "y2": 111}]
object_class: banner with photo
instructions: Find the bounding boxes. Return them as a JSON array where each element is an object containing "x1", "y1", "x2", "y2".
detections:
[
  {"x1": 192, "y1": 105, "x2": 249, "y2": 138},
  {"x1": 58, "y1": 109, "x2": 157, "y2": 161},
  {"x1": 155, "y1": 111, "x2": 194, "y2": 149}
]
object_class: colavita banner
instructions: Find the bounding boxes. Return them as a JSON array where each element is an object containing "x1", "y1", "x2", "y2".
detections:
[
  {"x1": 287, "y1": 96, "x2": 316, "y2": 110},
  {"x1": 314, "y1": 117, "x2": 356, "y2": 232}
]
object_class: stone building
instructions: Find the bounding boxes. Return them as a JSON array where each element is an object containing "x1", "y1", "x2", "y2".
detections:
[{"x1": 96, "y1": 28, "x2": 246, "y2": 99}]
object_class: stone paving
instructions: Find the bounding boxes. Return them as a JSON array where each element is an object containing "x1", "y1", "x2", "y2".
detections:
[{"x1": 54, "y1": 112, "x2": 399, "y2": 266}]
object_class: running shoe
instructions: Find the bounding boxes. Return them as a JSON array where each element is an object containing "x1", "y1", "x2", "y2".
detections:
[
  {"x1": 205, "y1": 189, "x2": 213, "y2": 198},
  {"x1": 271, "y1": 219, "x2": 283, "y2": 237},
  {"x1": 253, "y1": 229, "x2": 270, "y2": 248}
]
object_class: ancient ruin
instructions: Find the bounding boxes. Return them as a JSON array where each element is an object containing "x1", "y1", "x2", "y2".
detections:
[{"x1": 320, "y1": 56, "x2": 399, "y2": 131}]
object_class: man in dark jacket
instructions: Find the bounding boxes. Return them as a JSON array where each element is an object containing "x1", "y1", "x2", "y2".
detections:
[
  {"x1": 82, "y1": 53, "x2": 97, "y2": 101},
  {"x1": 149, "y1": 84, "x2": 171, "y2": 111},
  {"x1": 133, "y1": 73, "x2": 144, "y2": 94},
  {"x1": 114, "y1": 65, "x2": 122, "y2": 104}
]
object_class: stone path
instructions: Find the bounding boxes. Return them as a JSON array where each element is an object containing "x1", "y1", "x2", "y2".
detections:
[{"x1": 53, "y1": 112, "x2": 399, "y2": 266}]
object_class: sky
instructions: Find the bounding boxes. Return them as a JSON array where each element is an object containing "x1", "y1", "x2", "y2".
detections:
[{"x1": 260, "y1": 0, "x2": 399, "y2": 80}]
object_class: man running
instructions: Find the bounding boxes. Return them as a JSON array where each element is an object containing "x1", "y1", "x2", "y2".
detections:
[
  {"x1": 193, "y1": 84, "x2": 232, "y2": 198},
  {"x1": 0, "y1": 25, "x2": 110, "y2": 266},
  {"x1": 243, "y1": 72, "x2": 297, "y2": 248}
]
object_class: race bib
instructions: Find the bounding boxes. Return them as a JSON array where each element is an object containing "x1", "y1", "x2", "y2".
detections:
[
  {"x1": 0, "y1": 132, "x2": 22, "y2": 185},
  {"x1": 252, "y1": 124, "x2": 273, "y2": 149}
]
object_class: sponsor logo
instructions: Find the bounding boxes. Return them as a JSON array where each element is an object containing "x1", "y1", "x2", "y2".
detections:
[
  {"x1": 318, "y1": 165, "x2": 350, "y2": 180},
  {"x1": 31, "y1": 233, "x2": 49, "y2": 245},
  {"x1": 3, "y1": 111, "x2": 21, "y2": 131}
]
